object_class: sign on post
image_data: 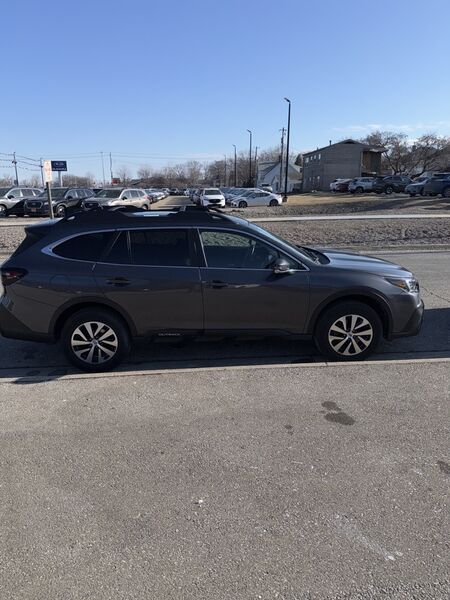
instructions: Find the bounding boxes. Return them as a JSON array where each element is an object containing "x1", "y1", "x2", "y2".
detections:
[
  {"x1": 43, "y1": 160, "x2": 55, "y2": 219},
  {"x1": 51, "y1": 160, "x2": 67, "y2": 172}
]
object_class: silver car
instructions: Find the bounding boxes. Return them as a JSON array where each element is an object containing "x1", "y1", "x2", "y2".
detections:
[
  {"x1": 0, "y1": 186, "x2": 42, "y2": 216},
  {"x1": 83, "y1": 188, "x2": 151, "y2": 210},
  {"x1": 348, "y1": 177, "x2": 375, "y2": 194},
  {"x1": 404, "y1": 176, "x2": 429, "y2": 197}
]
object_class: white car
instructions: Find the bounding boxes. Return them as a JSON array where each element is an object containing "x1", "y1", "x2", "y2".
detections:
[
  {"x1": 330, "y1": 178, "x2": 350, "y2": 192},
  {"x1": 230, "y1": 190, "x2": 282, "y2": 208},
  {"x1": 199, "y1": 188, "x2": 225, "y2": 208}
]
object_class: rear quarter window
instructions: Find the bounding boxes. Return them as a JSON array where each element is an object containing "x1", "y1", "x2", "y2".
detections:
[{"x1": 52, "y1": 231, "x2": 115, "y2": 261}]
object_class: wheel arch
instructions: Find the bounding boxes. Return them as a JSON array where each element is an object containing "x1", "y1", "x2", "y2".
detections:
[
  {"x1": 307, "y1": 292, "x2": 393, "y2": 339},
  {"x1": 51, "y1": 299, "x2": 137, "y2": 340}
]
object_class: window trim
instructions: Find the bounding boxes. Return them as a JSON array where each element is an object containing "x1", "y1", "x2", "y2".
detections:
[{"x1": 196, "y1": 227, "x2": 309, "y2": 272}]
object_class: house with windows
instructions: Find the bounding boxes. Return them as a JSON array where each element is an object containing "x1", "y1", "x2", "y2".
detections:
[
  {"x1": 302, "y1": 139, "x2": 385, "y2": 192},
  {"x1": 256, "y1": 160, "x2": 302, "y2": 193}
]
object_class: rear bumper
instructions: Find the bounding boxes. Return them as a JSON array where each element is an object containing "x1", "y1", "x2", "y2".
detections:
[
  {"x1": 0, "y1": 301, "x2": 53, "y2": 342},
  {"x1": 390, "y1": 300, "x2": 424, "y2": 339}
]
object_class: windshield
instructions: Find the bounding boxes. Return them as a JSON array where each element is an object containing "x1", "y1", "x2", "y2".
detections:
[
  {"x1": 204, "y1": 189, "x2": 221, "y2": 195},
  {"x1": 0, "y1": 188, "x2": 11, "y2": 196},
  {"x1": 96, "y1": 189, "x2": 123, "y2": 198},
  {"x1": 38, "y1": 188, "x2": 66, "y2": 199}
]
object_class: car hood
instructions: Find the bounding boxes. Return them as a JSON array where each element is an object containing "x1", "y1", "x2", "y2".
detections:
[{"x1": 317, "y1": 248, "x2": 412, "y2": 277}]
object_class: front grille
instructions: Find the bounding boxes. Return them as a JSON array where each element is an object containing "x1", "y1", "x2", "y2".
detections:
[
  {"x1": 84, "y1": 202, "x2": 98, "y2": 208},
  {"x1": 26, "y1": 201, "x2": 43, "y2": 208}
]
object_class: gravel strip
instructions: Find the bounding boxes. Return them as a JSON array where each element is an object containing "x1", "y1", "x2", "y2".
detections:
[{"x1": 1, "y1": 218, "x2": 450, "y2": 255}]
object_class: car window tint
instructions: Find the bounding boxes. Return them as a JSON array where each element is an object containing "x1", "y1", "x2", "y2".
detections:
[
  {"x1": 10, "y1": 189, "x2": 22, "y2": 198},
  {"x1": 201, "y1": 230, "x2": 284, "y2": 270},
  {"x1": 129, "y1": 229, "x2": 190, "y2": 266},
  {"x1": 103, "y1": 231, "x2": 130, "y2": 264},
  {"x1": 53, "y1": 231, "x2": 115, "y2": 261}
]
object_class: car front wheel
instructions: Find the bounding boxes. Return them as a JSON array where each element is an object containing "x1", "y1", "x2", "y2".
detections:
[
  {"x1": 385, "y1": 186, "x2": 394, "y2": 194},
  {"x1": 0, "y1": 204, "x2": 7, "y2": 218},
  {"x1": 61, "y1": 308, "x2": 131, "y2": 372},
  {"x1": 269, "y1": 199, "x2": 278, "y2": 206},
  {"x1": 56, "y1": 204, "x2": 67, "y2": 218},
  {"x1": 314, "y1": 301, "x2": 382, "y2": 361},
  {"x1": 238, "y1": 201, "x2": 248, "y2": 208}
]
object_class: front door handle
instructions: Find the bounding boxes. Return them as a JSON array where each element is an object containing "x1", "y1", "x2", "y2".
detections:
[
  {"x1": 205, "y1": 280, "x2": 228, "y2": 289},
  {"x1": 106, "y1": 277, "x2": 131, "y2": 287}
]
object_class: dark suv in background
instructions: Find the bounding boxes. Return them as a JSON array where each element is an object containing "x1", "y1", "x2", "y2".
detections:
[
  {"x1": 0, "y1": 207, "x2": 423, "y2": 372},
  {"x1": 372, "y1": 175, "x2": 412, "y2": 194},
  {"x1": 24, "y1": 187, "x2": 94, "y2": 218},
  {"x1": 422, "y1": 173, "x2": 450, "y2": 198}
]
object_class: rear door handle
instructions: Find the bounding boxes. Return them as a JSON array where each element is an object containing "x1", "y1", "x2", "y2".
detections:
[
  {"x1": 205, "y1": 280, "x2": 228, "y2": 289},
  {"x1": 106, "y1": 277, "x2": 131, "y2": 287}
]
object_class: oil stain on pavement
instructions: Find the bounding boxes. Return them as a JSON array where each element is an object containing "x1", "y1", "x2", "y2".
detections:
[{"x1": 321, "y1": 401, "x2": 355, "y2": 426}]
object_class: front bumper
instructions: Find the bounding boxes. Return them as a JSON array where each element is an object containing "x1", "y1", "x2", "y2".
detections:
[{"x1": 390, "y1": 300, "x2": 424, "y2": 339}]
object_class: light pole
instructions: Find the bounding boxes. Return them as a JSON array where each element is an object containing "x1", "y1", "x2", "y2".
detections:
[
  {"x1": 12, "y1": 152, "x2": 19, "y2": 185},
  {"x1": 254, "y1": 146, "x2": 258, "y2": 187},
  {"x1": 100, "y1": 151, "x2": 106, "y2": 187},
  {"x1": 232, "y1": 144, "x2": 237, "y2": 187},
  {"x1": 247, "y1": 129, "x2": 252, "y2": 187},
  {"x1": 284, "y1": 98, "x2": 291, "y2": 202},
  {"x1": 223, "y1": 154, "x2": 227, "y2": 186}
]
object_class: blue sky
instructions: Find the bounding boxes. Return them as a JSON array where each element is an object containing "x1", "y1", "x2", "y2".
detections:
[{"x1": 1, "y1": 0, "x2": 449, "y2": 181}]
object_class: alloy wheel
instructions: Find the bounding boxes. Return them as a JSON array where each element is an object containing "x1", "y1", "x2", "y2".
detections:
[
  {"x1": 328, "y1": 314, "x2": 374, "y2": 356},
  {"x1": 71, "y1": 321, "x2": 119, "y2": 365},
  {"x1": 0, "y1": 204, "x2": 6, "y2": 217}
]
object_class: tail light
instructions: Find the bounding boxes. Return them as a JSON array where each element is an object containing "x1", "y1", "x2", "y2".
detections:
[{"x1": 1, "y1": 267, "x2": 28, "y2": 287}]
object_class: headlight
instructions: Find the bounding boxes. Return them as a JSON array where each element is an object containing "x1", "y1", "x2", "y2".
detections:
[{"x1": 386, "y1": 277, "x2": 420, "y2": 293}]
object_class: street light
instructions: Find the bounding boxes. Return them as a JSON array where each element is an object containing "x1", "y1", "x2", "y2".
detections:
[
  {"x1": 232, "y1": 144, "x2": 237, "y2": 187},
  {"x1": 247, "y1": 129, "x2": 252, "y2": 187},
  {"x1": 283, "y1": 98, "x2": 291, "y2": 201}
]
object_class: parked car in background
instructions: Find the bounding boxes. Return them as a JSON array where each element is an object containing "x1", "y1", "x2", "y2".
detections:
[
  {"x1": 421, "y1": 173, "x2": 450, "y2": 198},
  {"x1": 0, "y1": 206, "x2": 423, "y2": 371},
  {"x1": 192, "y1": 189, "x2": 202, "y2": 204},
  {"x1": 83, "y1": 188, "x2": 150, "y2": 211},
  {"x1": 348, "y1": 177, "x2": 375, "y2": 194},
  {"x1": 404, "y1": 176, "x2": 430, "y2": 197},
  {"x1": 145, "y1": 189, "x2": 165, "y2": 203},
  {"x1": 372, "y1": 175, "x2": 411, "y2": 194},
  {"x1": 0, "y1": 186, "x2": 42, "y2": 217},
  {"x1": 333, "y1": 179, "x2": 352, "y2": 193},
  {"x1": 199, "y1": 188, "x2": 226, "y2": 208},
  {"x1": 230, "y1": 190, "x2": 282, "y2": 207},
  {"x1": 330, "y1": 178, "x2": 351, "y2": 192},
  {"x1": 169, "y1": 188, "x2": 180, "y2": 195},
  {"x1": 24, "y1": 188, "x2": 94, "y2": 218},
  {"x1": 260, "y1": 184, "x2": 273, "y2": 192}
]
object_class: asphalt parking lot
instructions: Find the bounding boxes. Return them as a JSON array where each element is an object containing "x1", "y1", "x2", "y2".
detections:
[{"x1": 1, "y1": 250, "x2": 449, "y2": 599}]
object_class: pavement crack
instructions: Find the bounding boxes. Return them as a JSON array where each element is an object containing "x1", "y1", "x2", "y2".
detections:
[{"x1": 421, "y1": 285, "x2": 450, "y2": 305}]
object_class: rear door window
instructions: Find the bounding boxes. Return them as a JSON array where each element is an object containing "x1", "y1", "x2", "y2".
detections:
[
  {"x1": 102, "y1": 231, "x2": 130, "y2": 264},
  {"x1": 129, "y1": 229, "x2": 191, "y2": 266},
  {"x1": 53, "y1": 231, "x2": 115, "y2": 261}
]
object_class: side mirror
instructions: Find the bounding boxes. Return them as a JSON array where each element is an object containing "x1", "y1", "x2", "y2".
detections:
[
  {"x1": 67, "y1": 196, "x2": 73, "y2": 200},
  {"x1": 7, "y1": 195, "x2": 14, "y2": 199},
  {"x1": 272, "y1": 257, "x2": 293, "y2": 275},
  {"x1": 122, "y1": 196, "x2": 128, "y2": 200}
]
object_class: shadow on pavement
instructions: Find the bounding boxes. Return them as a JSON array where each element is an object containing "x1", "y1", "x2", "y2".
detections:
[{"x1": 1, "y1": 307, "x2": 448, "y2": 384}]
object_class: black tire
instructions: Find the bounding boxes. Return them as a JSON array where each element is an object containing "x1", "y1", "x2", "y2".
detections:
[
  {"x1": 142, "y1": 204, "x2": 149, "y2": 210},
  {"x1": 56, "y1": 204, "x2": 67, "y2": 218},
  {"x1": 0, "y1": 204, "x2": 7, "y2": 218},
  {"x1": 409, "y1": 193, "x2": 416, "y2": 197},
  {"x1": 61, "y1": 308, "x2": 131, "y2": 372},
  {"x1": 238, "y1": 201, "x2": 248, "y2": 208},
  {"x1": 385, "y1": 186, "x2": 394, "y2": 195},
  {"x1": 420, "y1": 188, "x2": 427, "y2": 196},
  {"x1": 314, "y1": 301, "x2": 382, "y2": 361},
  {"x1": 443, "y1": 187, "x2": 450, "y2": 198},
  {"x1": 356, "y1": 186, "x2": 364, "y2": 194},
  {"x1": 269, "y1": 199, "x2": 278, "y2": 206}
]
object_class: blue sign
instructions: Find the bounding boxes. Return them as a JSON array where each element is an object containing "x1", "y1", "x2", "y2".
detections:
[{"x1": 51, "y1": 160, "x2": 67, "y2": 172}]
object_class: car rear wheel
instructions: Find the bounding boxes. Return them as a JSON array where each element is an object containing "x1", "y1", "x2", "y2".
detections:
[
  {"x1": 356, "y1": 186, "x2": 364, "y2": 194},
  {"x1": 385, "y1": 186, "x2": 394, "y2": 194},
  {"x1": 61, "y1": 308, "x2": 131, "y2": 372},
  {"x1": 0, "y1": 204, "x2": 7, "y2": 218},
  {"x1": 269, "y1": 199, "x2": 278, "y2": 206},
  {"x1": 238, "y1": 201, "x2": 248, "y2": 208},
  {"x1": 314, "y1": 301, "x2": 382, "y2": 361}
]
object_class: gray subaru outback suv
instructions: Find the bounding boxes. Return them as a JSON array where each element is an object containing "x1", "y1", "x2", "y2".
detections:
[{"x1": 0, "y1": 207, "x2": 424, "y2": 371}]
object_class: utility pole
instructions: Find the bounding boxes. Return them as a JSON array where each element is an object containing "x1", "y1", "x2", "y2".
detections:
[
  {"x1": 223, "y1": 154, "x2": 227, "y2": 186},
  {"x1": 12, "y1": 152, "x2": 19, "y2": 185},
  {"x1": 254, "y1": 146, "x2": 258, "y2": 187},
  {"x1": 101, "y1": 151, "x2": 106, "y2": 187},
  {"x1": 109, "y1": 152, "x2": 113, "y2": 183},
  {"x1": 39, "y1": 158, "x2": 44, "y2": 187},
  {"x1": 232, "y1": 144, "x2": 237, "y2": 187},
  {"x1": 279, "y1": 127, "x2": 285, "y2": 193},
  {"x1": 247, "y1": 129, "x2": 252, "y2": 187},
  {"x1": 283, "y1": 98, "x2": 291, "y2": 202}
]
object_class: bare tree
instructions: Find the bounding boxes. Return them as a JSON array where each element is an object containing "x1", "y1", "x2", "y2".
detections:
[
  {"x1": 116, "y1": 166, "x2": 132, "y2": 184},
  {"x1": 137, "y1": 166, "x2": 152, "y2": 180},
  {"x1": 62, "y1": 173, "x2": 96, "y2": 187},
  {"x1": 0, "y1": 175, "x2": 13, "y2": 186}
]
